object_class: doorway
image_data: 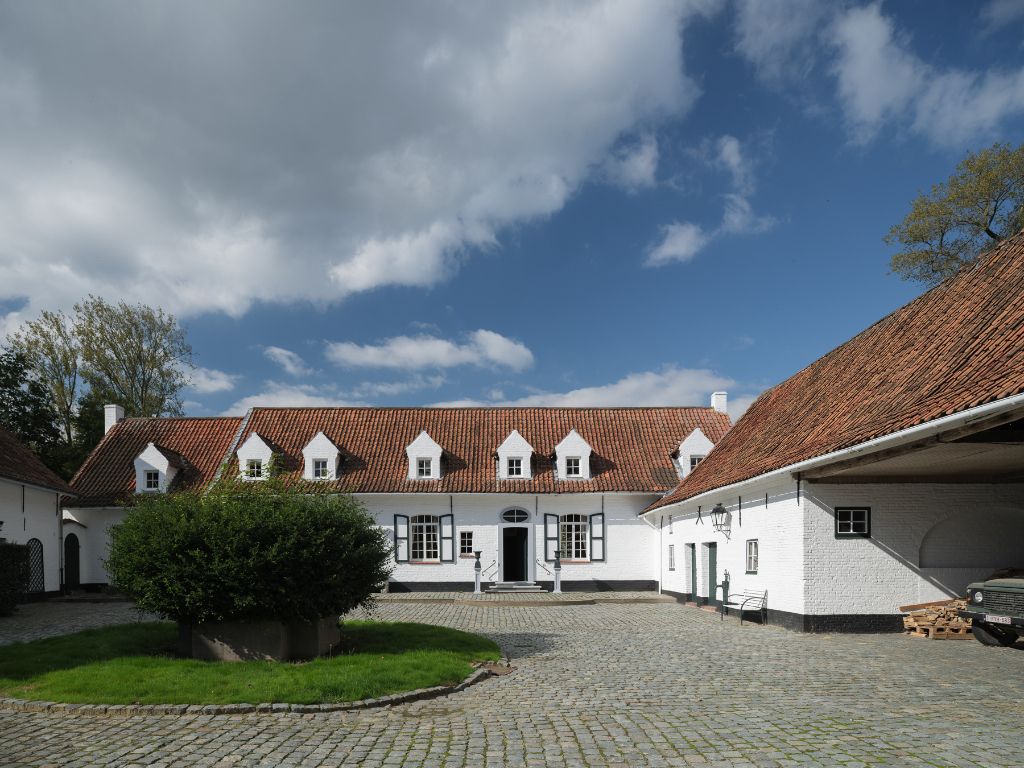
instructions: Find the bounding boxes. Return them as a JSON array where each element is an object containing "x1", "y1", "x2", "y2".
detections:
[
  {"x1": 706, "y1": 542, "x2": 718, "y2": 606},
  {"x1": 64, "y1": 533, "x2": 81, "y2": 591},
  {"x1": 686, "y1": 543, "x2": 697, "y2": 602},
  {"x1": 502, "y1": 527, "x2": 529, "y2": 582}
]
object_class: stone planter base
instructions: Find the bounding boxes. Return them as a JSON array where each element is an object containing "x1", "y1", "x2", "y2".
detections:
[{"x1": 181, "y1": 616, "x2": 340, "y2": 661}]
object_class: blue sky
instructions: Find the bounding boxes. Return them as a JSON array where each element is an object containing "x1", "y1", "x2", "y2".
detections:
[{"x1": 1, "y1": 1, "x2": 1023, "y2": 419}]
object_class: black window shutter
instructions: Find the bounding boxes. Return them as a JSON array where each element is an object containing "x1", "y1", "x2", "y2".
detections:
[
  {"x1": 544, "y1": 513, "x2": 559, "y2": 562},
  {"x1": 394, "y1": 514, "x2": 409, "y2": 563},
  {"x1": 589, "y1": 512, "x2": 605, "y2": 562},
  {"x1": 440, "y1": 514, "x2": 455, "y2": 562}
]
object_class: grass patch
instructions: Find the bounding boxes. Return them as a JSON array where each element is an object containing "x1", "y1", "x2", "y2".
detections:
[{"x1": 0, "y1": 620, "x2": 500, "y2": 705}]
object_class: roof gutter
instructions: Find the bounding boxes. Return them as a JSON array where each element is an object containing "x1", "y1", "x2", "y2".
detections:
[{"x1": 642, "y1": 390, "x2": 1024, "y2": 517}]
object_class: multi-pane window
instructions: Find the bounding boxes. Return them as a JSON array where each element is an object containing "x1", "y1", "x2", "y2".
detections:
[
  {"x1": 746, "y1": 539, "x2": 759, "y2": 573},
  {"x1": 507, "y1": 457, "x2": 522, "y2": 477},
  {"x1": 502, "y1": 509, "x2": 529, "y2": 523},
  {"x1": 313, "y1": 459, "x2": 330, "y2": 479},
  {"x1": 668, "y1": 544, "x2": 676, "y2": 571},
  {"x1": 144, "y1": 470, "x2": 160, "y2": 490},
  {"x1": 835, "y1": 507, "x2": 870, "y2": 538},
  {"x1": 416, "y1": 458, "x2": 432, "y2": 478},
  {"x1": 565, "y1": 457, "x2": 581, "y2": 477},
  {"x1": 410, "y1": 515, "x2": 440, "y2": 561},
  {"x1": 245, "y1": 459, "x2": 263, "y2": 479},
  {"x1": 460, "y1": 530, "x2": 474, "y2": 556},
  {"x1": 690, "y1": 455, "x2": 705, "y2": 470},
  {"x1": 559, "y1": 514, "x2": 588, "y2": 560}
]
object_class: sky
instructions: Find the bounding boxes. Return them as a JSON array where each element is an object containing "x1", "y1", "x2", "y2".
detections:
[{"x1": 1, "y1": 1, "x2": 1023, "y2": 420}]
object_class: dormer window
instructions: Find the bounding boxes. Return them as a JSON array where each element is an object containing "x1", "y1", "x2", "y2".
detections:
[
  {"x1": 144, "y1": 470, "x2": 160, "y2": 490},
  {"x1": 237, "y1": 432, "x2": 274, "y2": 482},
  {"x1": 690, "y1": 455, "x2": 705, "y2": 470},
  {"x1": 313, "y1": 459, "x2": 330, "y2": 479},
  {"x1": 554, "y1": 430, "x2": 592, "y2": 480},
  {"x1": 496, "y1": 430, "x2": 535, "y2": 480},
  {"x1": 507, "y1": 457, "x2": 523, "y2": 477},
  {"x1": 406, "y1": 431, "x2": 443, "y2": 480},
  {"x1": 246, "y1": 459, "x2": 263, "y2": 479},
  {"x1": 565, "y1": 457, "x2": 581, "y2": 477},
  {"x1": 302, "y1": 431, "x2": 341, "y2": 481},
  {"x1": 133, "y1": 442, "x2": 182, "y2": 494},
  {"x1": 676, "y1": 428, "x2": 714, "y2": 478},
  {"x1": 417, "y1": 458, "x2": 432, "y2": 478}
]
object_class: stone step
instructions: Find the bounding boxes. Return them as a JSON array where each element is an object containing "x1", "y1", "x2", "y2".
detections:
[{"x1": 486, "y1": 582, "x2": 548, "y2": 593}]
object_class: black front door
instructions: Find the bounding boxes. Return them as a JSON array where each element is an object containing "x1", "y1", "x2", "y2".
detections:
[
  {"x1": 502, "y1": 527, "x2": 528, "y2": 582},
  {"x1": 64, "y1": 534, "x2": 80, "y2": 591}
]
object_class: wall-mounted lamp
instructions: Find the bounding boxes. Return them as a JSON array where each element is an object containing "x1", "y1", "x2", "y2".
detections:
[{"x1": 710, "y1": 502, "x2": 731, "y2": 538}]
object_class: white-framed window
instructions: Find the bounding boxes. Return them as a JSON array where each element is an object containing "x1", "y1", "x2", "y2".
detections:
[
  {"x1": 668, "y1": 543, "x2": 676, "y2": 571},
  {"x1": 668, "y1": 514, "x2": 673, "y2": 534},
  {"x1": 460, "y1": 531, "x2": 474, "y2": 556},
  {"x1": 835, "y1": 507, "x2": 870, "y2": 538},
  {"x1": 746, "y1": 539, "x2": 759, "y2": 574},
  {"x1": 144, "y1": 470, "x2": 160, "y2": 490},
  {"x1": 507, "y1": 457, "x2": 523, "y2": 477},
  {"x1": 502, "y1": 508, "x2": 529, "y2": 523},
  {"x1": 416, "y1": 458, "x2": 432, "y2": 478},
  {"x1": 559, "y1": 514, "x2": 588, "y2": 560},
  {"x1": 245, "y1": 459, "x2": 263, "y2": 479},
  {"x1": 313, "y1": 459, "x2": 330, "y2": 479},
  {"x1": 410, "y1": 515, "x2": 440, "y2": 561},
  {"x1": 690, "y1": 455, "x2": 705, "y2": 471},
  {"x1": 565, "y1": 457, "x2": 581, "y2": 477}
]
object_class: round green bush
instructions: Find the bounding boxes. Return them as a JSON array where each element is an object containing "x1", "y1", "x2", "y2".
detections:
[{"x1": 105, "y1": 480, "x2": 393, "y2": 624}]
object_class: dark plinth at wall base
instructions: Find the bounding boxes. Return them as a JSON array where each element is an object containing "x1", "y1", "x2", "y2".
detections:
[
  {"x1": 182, "y1": 616, "x2": 341, "y2": 661},
  {"x1": 386, "y1": 581, "x2": 476, "y2": 593},
  {"x1": 662, "y1": 589, "x2": 694, "y2": 604},
  {"x1": 766, "y1": 608, "x2": 904, "y2": 633},
  {"x1": 535, "y1": 579, "x2": 658, "y2": 592}
]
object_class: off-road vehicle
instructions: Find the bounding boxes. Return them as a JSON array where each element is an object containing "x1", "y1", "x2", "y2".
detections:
[{"x1": 960, "y1": 569, "x2": 1024, "y2": 647}]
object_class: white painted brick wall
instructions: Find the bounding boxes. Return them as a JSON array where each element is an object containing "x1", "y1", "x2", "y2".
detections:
[{"x1": 0, "y1": 480, "x2": 63, "y2": 592}]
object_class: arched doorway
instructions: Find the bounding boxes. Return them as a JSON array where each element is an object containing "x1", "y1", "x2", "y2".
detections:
[
  {"x1": 64, "y1": 534, "x2": 81, "y2": 591},
  {"x1": 26, "y1": 538, "x2": 44, "y2": 594}
]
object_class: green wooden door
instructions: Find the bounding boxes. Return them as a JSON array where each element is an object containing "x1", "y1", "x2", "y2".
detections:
[
  {"x1": 707, "y1": 542, "x2": 717, "y2": 606},
  {"x1": 687, "y1": 543, "x2": 697, "y2": 602}
]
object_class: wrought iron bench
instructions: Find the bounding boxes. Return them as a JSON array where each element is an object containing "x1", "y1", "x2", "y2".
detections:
[{"x1": 721, "y1": 589, "x2": 768, "y2": 625}]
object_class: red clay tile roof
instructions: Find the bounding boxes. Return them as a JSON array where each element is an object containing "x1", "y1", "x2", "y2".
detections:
[
  {"x1": 70, "y1": 408, "x2": 731, "y2": 503},
  {"x1": 0, "y1": 427, "x2": 74, "y2": 495},
  {"x1": 649, "y1": 229, "x2": 1024, "y2": 511},
  {"x1": 69, "y1": 417, "x2": 243, "y2": 507}
]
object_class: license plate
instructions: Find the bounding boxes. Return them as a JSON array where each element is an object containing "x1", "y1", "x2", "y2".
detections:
[{"x1": 985, "y1": 614, "x2": 1013, "y2": 625}]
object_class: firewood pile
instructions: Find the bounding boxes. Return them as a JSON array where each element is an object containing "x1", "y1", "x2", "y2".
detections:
[{"x1": 899, "y1": 598, "x2": 972, "y2": 639}]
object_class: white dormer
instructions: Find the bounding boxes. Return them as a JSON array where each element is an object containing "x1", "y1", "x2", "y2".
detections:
[
  {"x1": 134, "y1": 442, "x2": 182, "y2": 493},
  {"x1": 302, "y1": 431, "x2": 341, "y2": 481},
  {"x1": 496, "y1": 430, "x2": 534, "y2": 480},
  {"x1": 237, "y1": 432, "x2": 274, "y2": 480},
  {"x1": 405, "y1": 431, "x2": 443, "y2": 480},
  {"x1": 554, "y1": 429, "x2": 592, "y2": 480},
  {"x1": 675, "y1": 427, "x2": 715, "y2": 478}
]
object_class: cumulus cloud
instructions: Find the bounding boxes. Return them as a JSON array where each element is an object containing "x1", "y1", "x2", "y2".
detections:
[
  {"x1": 0, "y1": 1, "x2": 719, "y2": 328},
  {"x1": 733, "y1": 0, "x2": 828, "y2": 85},
  {"x1": 351, "y1": 375, "x2": 447, "y2": 399},
  {"x1": 263, "y1": 346, "x2": 313, "y2": 377},
  {"x1": 980, "y1": 0, "x2": 1024, "y2": 34},
  {"x1": 224, "y1": 382, "x2": 361, "y2": 413},
  {"x1": 326, "y1": 330, "x2": 534, "y2": 372},
  {"x1": 646, "y1": 135, "x2": 774, "y2": 266},
  {"x1": 602, "y1": 134, "x2": 660, "y2": 191},
  {"x1": 186, "y1": 367, "x2": 239, "y2": 394}
]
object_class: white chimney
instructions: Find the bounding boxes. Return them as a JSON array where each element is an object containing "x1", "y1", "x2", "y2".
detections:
[
  {"x1": 104, "y1": 404, "x2": 125, "y2": 434},
  {"x1": 711, "y1": 391, "x2": 728, "y2": 415}
]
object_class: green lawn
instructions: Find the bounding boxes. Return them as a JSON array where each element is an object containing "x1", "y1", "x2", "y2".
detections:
[{"x1": 0, "y1": 620, "x2": 500, "y2": 705}]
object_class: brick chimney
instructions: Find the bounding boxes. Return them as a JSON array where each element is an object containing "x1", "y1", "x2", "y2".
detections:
[
  {"x1": 104, "y1": 404, "x2": 125, "y2": 434},
  {"x1": 711, "y1": 391, "x2": 728, "y2": 415}
]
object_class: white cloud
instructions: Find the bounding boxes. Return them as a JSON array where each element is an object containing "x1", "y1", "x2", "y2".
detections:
[
  {"x1": 646, "y1": 222, "x2": 711, "y2": 265},
  {"x1": 733, "y1": 0, "x2": 828, "y2": 84},
  {"x1": 981, "y1": 0, "x2": 1024, "y2": 33},
  {"x1": 603, "y1": 134, "x2": 659, "y2": 191},
  {"x1": 224, "y1": 381, "x2": 361, "y2": 413},
  {"x1": 351, "y1": 375, "x2": 446, "y2": 398},
  {"x1": 830, "y1": 3, "x2": 1024, "y2": 145},
  {"x1": 326, "y1": 329, "x2": 534, "y2": 372},
  {"x1": 186, "y1": 366, "x2": 239, "y2": 394},
  {"x1": 0, "y1": 1, "x2": 720, "y2": 326},
  {"x1": 646, "y1": 134, "x2": 774, "y2": 266},
  {"x1": 263, "y1": 346, "x2": 313, "y2": 377}
]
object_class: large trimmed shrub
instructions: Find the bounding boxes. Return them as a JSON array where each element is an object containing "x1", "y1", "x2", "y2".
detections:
[
  {"x1": 0, "y1": 542, "x2": 29, "y2": 616},
  {"x1": 105, "y1": 481, "x2": 393, "y2": 624}
]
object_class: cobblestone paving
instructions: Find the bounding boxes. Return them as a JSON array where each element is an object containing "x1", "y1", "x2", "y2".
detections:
[
  {"x1": 0, "y1": 601, "x2": 154, "y2": 646},
  {"x1": 2, "y1": 600, "x2": 1023, "y2": 767}
]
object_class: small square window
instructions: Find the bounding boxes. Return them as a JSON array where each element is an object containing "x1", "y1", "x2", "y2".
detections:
[
  {"x1": 690, "y1": 455, "x2": 705, "y2": 470},
  {"x1": 835, "y1": 507, "x2": 870, "y2": 538},
  {"x1": 313, "y1": 459, "x2": 330, "y2": 479},
  {"x1": 460, "y1": 530, "x2": 474, "y2": 555},
  {"x1": 668, "y1": 544, "x2": 676, "y2": 571},
  {"x1": 565, "y1": 457, "x2": 581, "y2": 477},
  {"x1": 746, "y1": 539, "x2": 759, "y2": 574},
  {"x1": 144, "y1": 470, "x2": 160, "y2": 490},
  {"x1": 245, "y1": 459, "x2": 263, "y2": 479},
  {"x1": 416, "y1": 458, "x2": 432, "y2": 478},
  {"x1": 507, "y1": 457, "x2": 522, "y2": 477}
]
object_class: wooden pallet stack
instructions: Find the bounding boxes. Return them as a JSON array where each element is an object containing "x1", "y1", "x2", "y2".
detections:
[{"x1": 899, "y1": 598, "x2": 972, "y2": 639}]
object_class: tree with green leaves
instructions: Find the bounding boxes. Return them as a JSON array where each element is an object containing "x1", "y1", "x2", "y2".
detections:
[
  {"x1": 0, "y1": 348, "x2": 60, "y2": 457},
  {"x1": 886, "y1": 142, "x2": 1024, "y2": 285},
  {"x1": 76, "y1": 296, "x2": 193, "y2": 418}
]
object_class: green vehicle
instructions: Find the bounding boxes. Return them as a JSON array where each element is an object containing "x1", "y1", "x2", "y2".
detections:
[{"x1": 960, "y1": 572, "x2": 1024, "y2": 647}]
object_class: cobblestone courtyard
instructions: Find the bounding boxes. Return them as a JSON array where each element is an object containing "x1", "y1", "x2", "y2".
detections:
[{"x1": 2, "y1": 598, "x2": 1023, "y2": 767}]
